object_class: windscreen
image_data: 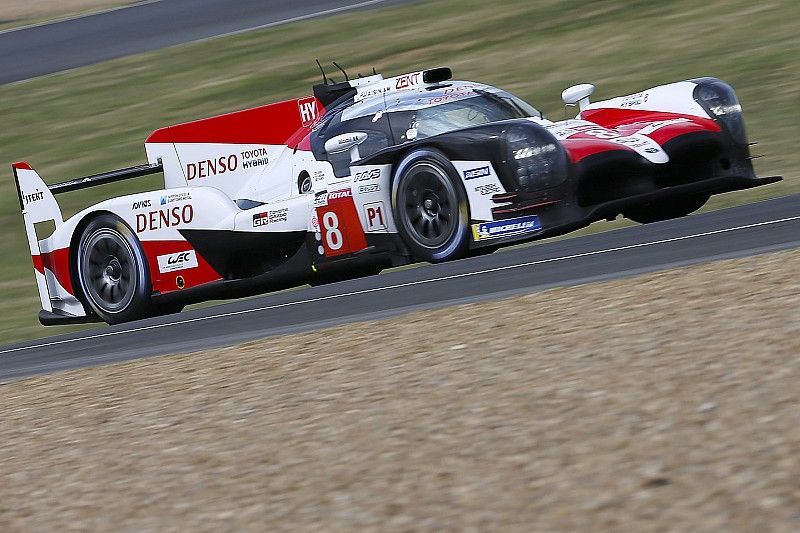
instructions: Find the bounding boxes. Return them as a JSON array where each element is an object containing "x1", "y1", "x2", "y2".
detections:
[{"x1": 390, "y1": 91, "x2": 541, "y2": 142}]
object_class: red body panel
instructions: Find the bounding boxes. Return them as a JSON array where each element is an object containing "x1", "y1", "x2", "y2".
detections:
[
  {"x1": 146, "y1": 96, "x2": 324, "y2": 147},
  {"x1": 141, "y1": 240, "x2": 223, "y2": 294},
  {"x1": 316, "y1": 188, "x2": 368, "y2": 258},
  {"x1": 558, "y1": 109, "x2": 722, "y2": 163},
  {"x1": 33, "y1": 248, "x2": 73, "y2": 295}
]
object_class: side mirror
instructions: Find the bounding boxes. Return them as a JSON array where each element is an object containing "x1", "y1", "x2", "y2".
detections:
[
  {"x1": 561, "y1": 83, "x2": 595, "y2": 111},
  {"x1": 324, "y1": 132, "x2": 368, "y2": 162}
]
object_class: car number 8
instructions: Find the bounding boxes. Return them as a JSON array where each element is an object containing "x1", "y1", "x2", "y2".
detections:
[{"x1": 322, "y1": 211, "x2": 343, "y2": 250}]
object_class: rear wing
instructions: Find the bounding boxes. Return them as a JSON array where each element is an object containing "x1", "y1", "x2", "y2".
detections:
[
  {"x1": 11, "y1": 160, "x2": 162, "y2": 319},
  {"x1": 12, "y1": 160, "x2": 162, "y2": 219}
]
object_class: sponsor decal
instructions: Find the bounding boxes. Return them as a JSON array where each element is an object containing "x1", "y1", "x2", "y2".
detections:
[
  {"x1": 298, "y1": 97, "x2": 318, "y2": 127},
  {"x1": 619, "y1": 92, "x2": 647, "y2": 108},
  {"x1": 159, "y1": 192, "x2": 191, "y2": 205},
  {"x1": 358, "y1": 183, "x2": 381, "y2": 194},
  {"x1": 312, "y1": 170, "x2": 326, "y2": 181},
  {"x1": 132, "y1": 199, "x2": 152, "y2": 210},
  {"x1": 395, "y1": 72, "x2": 421, "y2": 89},
  {"x1": 136, "y1": 205, "x2": 194, "y2": 233},
  {"x1": 327, "y1": 188, "x2": 353, "y2": 201},
  {"x1": 474, "y1": 183, "x2": 501, "y2": 196},
  {"x1": 354, "y1": 168, "x2": 381, "y2": 182},
  {"x1": 241, "y1": 147, "x2": 270, "y2": 170},
  {"x1": 22, "y1": 189, "x2": 45, "y2": 205},
  {"x1": 364, "y1": 202, "x2": 387, "y2": 231},
  {"x1": 463, "y1": 166, "x2": 491, "y2": 180},
  {"x1": 472, "y1": 215, "x2": 542, "y2": 241},
  {"x1": 356, "y1": 86, "x2": 391, "y2": 101},
  {"x1": 252, "y1": 208, "x2": 288, "y2": 227},
  {"x1": 186, "y1": 155, "x2": 238, "y2": 180},
  {"x1": 314, "y1": 191, "x2": 329, "y2": 207},
  {"x1": 425, "y1": 87, "x2": 476, "y2": 106},
  {"x1": 157, "y1": 250, "x2": 198, "y2": 273}
]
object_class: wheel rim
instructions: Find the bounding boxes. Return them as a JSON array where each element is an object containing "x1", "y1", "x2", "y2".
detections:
[
  {"x1": 398, "y1": 161, "x2": 458, "y2": 249},
  {"x1": 80, "y1": 228, "x2": 138, "y2": 313}
]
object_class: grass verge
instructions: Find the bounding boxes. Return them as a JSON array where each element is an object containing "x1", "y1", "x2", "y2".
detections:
[{"x1": 0, "y1": 0, "x2": 798, "y2": 344}]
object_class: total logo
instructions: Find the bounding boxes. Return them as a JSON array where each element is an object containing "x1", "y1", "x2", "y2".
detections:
[
  {"x1": 327, "y1": 189, "x2": 352, "y2": 201},
  {"x1": 157, "y1": 250, "x2": 198, "y2": 273}
]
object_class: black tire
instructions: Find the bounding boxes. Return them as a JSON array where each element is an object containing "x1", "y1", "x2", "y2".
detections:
[
  {"x1": 624, "y1": 194, "x2": 709, "y2": 224},
  {"x1": 76, "y1": 214, "x2": 153, "y2": 324},
  {"x1": 391, "y1": 148, "x2": 470, "y2": 263}
]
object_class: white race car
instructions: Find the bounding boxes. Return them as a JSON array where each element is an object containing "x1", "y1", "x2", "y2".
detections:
[{"x1": 13, "y1": 66, "x2": 779, "y2": 325}]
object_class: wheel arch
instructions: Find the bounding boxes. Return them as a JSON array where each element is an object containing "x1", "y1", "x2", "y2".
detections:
[{"x1": 68, "y1": 210, "x2": 153, "y2": 312}]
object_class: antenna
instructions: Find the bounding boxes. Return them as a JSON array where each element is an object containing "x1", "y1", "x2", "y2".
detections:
[
  {"x1": 315, "y1": 59, "x2": 329, "y2": 85},
  {"x1": 332, "y1": 61, "x2": 349, "y2": 82}
]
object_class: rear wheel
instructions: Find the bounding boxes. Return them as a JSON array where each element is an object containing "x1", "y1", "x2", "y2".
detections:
[
  {"x1": 76, "y1": 214, "x2": 153, "y2": 324},
  {"x1": 624, "y1": 194, "x2": 709, "y2": 224},
  {"x1": 392, "y1": 149, "x2": 470, "y2": 263}
]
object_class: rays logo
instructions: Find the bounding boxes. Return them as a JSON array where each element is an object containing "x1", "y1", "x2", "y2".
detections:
[{"x1": 472, "y1": 215, "x2": 541, "y2": 241}]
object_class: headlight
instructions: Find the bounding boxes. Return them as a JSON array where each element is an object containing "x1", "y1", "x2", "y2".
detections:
[
  {"x1": 692, "y1": 78, "x2": 747, "y2": 144},
  {"x1": 503, "y1": 125, "x2": 567, "y2": 191}
]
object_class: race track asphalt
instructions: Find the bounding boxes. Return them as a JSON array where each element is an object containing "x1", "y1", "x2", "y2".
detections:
[
  {"x1": 1, "y1": 193, "x2": 798, "y2": 380},
  {"x1": 0, "y1": 0, "x2": 408, "y2": 85}
]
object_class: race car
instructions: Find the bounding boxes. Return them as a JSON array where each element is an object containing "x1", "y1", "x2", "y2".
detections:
[{"x1": 13, "y1": 66, "x2": 781, "y2": 325}]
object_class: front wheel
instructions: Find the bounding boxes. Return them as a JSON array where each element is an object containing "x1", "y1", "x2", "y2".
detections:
[
  {"x1": 76, "y1": 214, "x2": 153, "y2": 324},
  {"x1": 624, "y1": 194, "x2": 709, "y2": 224},
  {"x1": 392, "y1": 149, "x2": 470, "y2": 263}
]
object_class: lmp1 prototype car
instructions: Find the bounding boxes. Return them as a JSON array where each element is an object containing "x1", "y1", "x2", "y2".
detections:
[{"x1": 13, "y1": 66, "x2": 780, "y2": 325}]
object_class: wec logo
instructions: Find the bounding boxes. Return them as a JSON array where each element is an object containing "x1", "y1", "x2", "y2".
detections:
[{"x1": 157, "y1": 250, "x2": 198, "y2": 273}]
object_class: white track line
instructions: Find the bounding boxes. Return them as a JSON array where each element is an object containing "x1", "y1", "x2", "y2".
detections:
[{"x1": 1, "y1": 214, "x2": 799, "y2": 356}]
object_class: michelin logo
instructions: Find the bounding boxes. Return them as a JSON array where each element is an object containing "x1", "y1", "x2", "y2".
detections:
[
  {"x1": 472, "y1": 215, "x2": 542, "y2": 241},
  {"x1": 463, "y1": 166, "x2": 491, "y2": 180}
]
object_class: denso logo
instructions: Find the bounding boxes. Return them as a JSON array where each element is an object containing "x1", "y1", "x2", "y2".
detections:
[
  {"x1": 327, "y1": 189, "x2": 352, "y2": 201},
  {"x1": 136, "y1": 205, "x2": 194, "y2": 232},
  {"x1": 186, "y1": 155, "x2": 238, "y2": 180},
  {"x1": 395, "y1": 73, "x2": 421, "y2": 89}
]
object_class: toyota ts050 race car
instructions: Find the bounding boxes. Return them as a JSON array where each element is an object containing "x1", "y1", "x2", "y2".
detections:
[{"x1": 13, "y1": 66, "x2": 781, "y2": 325}]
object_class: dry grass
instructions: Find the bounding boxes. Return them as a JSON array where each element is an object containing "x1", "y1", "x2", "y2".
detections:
[{"x1": 1, "y1": 249, "x2": 799, "y2": 531}]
